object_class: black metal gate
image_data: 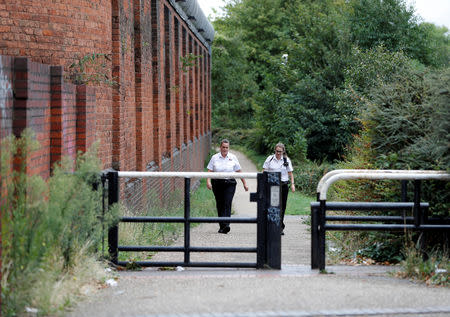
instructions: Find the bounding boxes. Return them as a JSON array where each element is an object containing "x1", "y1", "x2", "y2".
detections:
[
  {"x1": 311, "y1": 170, "x2": 450, "y2": 271},
  {"x1": 106, "y1": 171, "x2": 283, "y2": 269}
]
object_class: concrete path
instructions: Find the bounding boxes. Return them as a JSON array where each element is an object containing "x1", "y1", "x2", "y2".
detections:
[{"x1": 69, "y1": 151, "x2": 450, "y2": 317}]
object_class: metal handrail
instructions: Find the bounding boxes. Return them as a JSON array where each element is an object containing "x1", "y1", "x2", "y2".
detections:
[
  {"x1": 318, "y1": 170, "x2": 450, "y2": 200},
  {"x1": 118, "y1": 171, "x2": 257, "y2": 179},
  {"x1": 316, "y1": 169, "x2": 447, "y2": 195}
]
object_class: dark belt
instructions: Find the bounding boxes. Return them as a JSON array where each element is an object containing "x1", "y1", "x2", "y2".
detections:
[
  {"x1": 212, "y1": 179, "x2": 237, "y2": 184},
  {"x1": 281, "y1": 181, "x2": 289, "y2": 185}
]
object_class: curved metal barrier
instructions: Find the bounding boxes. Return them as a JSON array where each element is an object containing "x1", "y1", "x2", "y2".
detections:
[{"x1": 312, "y1": 170, "x2": 450, "y2": 270}]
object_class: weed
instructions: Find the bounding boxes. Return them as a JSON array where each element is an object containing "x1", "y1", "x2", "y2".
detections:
[
  {"x1": 1, "y1": 130, "x2": 117, "y2": 316},
  {"x1": 66, "y1": 53, "x2": 117, "y2": 86},
  {"x1": 397, "y1": 245, "x2": 449, "y2": 287},
  {"x1": 180, "y1": 53, "x2": 202, "y2": 72}
]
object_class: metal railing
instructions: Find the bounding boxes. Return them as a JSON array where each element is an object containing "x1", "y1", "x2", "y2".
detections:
[
  {"x1": 311, "y1": 170, "x2": 450, "y2": 270},
  {"x1": 106, "y1": 171, "x2": 283, "y2": 269}
]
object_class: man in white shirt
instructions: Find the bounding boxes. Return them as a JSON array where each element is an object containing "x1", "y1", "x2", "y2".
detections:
[{"x1": 207, "y1": 139, "x2": 249, "y2": 234}]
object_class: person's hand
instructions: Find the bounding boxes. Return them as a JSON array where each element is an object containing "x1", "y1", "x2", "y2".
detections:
[
  {"x1": 244, "y1": 184, "x2": 249, "y2": 192},
  {"x1": 207, "y1": 182, "x2": 212, "y2": 190},
  {"x1": 291, "y1": 184, "x2": 295, "y2": 193}
]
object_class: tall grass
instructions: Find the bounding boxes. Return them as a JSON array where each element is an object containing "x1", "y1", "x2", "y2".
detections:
[{"x1": 1, "y1": 130, "x2": 117, "y2": 316}]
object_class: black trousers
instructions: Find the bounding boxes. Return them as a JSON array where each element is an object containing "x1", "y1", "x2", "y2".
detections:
[
  {"x1": 211, "y1": 179, "x2": 237, "y2": 229},
  {"x1": 281, "y1": 182, "x2": 289, "y2": 229}
]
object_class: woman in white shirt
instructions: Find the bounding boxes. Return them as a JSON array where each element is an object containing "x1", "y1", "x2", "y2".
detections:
[
  {"x1": 206, "y1": 139, "x2": 249, "y2": 234},
  {"x1": 262, "y1": 142, "x2": 295, "y2": 235}
]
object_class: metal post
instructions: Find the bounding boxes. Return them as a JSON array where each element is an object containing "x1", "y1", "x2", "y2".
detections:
[
  {"x1": 311, "y1": 204, "x2": 319, "y2": 269},
  {"x1": 413, "y1": 180, "x2": 421, "y2": 228},
  {"x1": 107, "y1": 171, "x2": 119, "y2": 264},
  {"x1": 401, "y1": 180, "x2": 408, "y2": 221},
  {"x1": 318, "y1": 199, "x2": 326, "y2": 271},
  {"x1": 253, "y1": 173, "x2": 266, "y2": 269},
  {"x1": 184, "y1": 177, "x2": 191, "y2": 265},
  {"x1": 264, "y1": 171, "x2": 281, "y2": 269},
  {"x1": 414, "y1": 180, "x2": 427, "y2": 260}
]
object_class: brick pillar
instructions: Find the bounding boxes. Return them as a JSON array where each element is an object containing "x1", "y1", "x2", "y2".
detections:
[
  {"x1": 76, "y1": 85, "x2": 96, "y2": 153},
  {"x1": 13, "y1": 57, "x2": 51, "y2": 179},
  {"x1": 164, "y1": 5, "x2": 173, "y2": 161},
  {"x1": 0, "y1": 56, "x2": 14, "y2": 139},
  {"x1": 111, "y1": 0, "x2": 137, "y2": 171},
  {"x1": 50, "y1": 66, "x2": 77, "y2": 170},
  {"x1": 151, "y1": 0, "x2": 166, "y2": 167},
  {"x1": 174, "y1": 17, "x2": 182, "y2": 152},
  {"x1": 134, "y1": 0, "x2": 154, "y2": 171},
  {"x1": 0, "y1": 56, "x2": 15, "y2": 302}
]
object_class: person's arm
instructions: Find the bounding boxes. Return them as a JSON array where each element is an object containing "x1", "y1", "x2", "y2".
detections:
[
  {"x1": 236, "y1": 169, "x2": 249, "y2": 191},
  {"x1": 206, "y1": 169, "x2": 213, "y2": 190},
  {"x1": 288, "y1": 171, "x2": 295, "y2": 192},
  {"x1": 262, "y1": 156, "x2": 270, "y2": 172}
]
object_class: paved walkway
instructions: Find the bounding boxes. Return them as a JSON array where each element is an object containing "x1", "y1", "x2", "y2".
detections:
[{"x1": 69, "y1": 151, "x2": 450, "y2": 317}]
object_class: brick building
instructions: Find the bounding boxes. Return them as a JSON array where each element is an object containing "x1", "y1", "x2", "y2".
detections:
[{"x1": 0, "y1": 0, "x2": 213, "y2": 179}]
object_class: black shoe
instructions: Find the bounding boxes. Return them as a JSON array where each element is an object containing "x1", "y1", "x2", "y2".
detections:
[
  {"x1": 222, "y1": 226, "x2": 230, "y2": 234},
  {"x1": 281, "y1": 229, "x2": 285, "y2": 235}
]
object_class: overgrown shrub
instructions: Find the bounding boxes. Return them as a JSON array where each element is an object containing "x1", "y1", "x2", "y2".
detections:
[
  {"x1": 1, "y1": 130, "x2": 117, "y2": 316},
  {"x1": 293, "y1": 160, "x2": 334, "y2": 197},
  {"x1": 330, "y1": 63, "x2": 449, "y2": 264}
]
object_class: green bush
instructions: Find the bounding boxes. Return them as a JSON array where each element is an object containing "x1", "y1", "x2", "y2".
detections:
[
  {"x1": 331, "y1": 64, "x2": 449, "y2": 264},
  {"x1": 1, "y1": 130, "x2": 117, "y2": 316},
  {"x1": 293, "y1": 160, "x2": 334, "y2": 197}
]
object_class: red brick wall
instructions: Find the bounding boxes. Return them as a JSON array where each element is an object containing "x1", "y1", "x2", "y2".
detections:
[
  {"x1": 76, "y1": 85, "x2": 96, "y2": 154},
  {"x1": 13, "y1": 58, "x2": 52, "y2": 179},
  {"x1": 1, "y1": 0, "x2": 114, "y2": 168},
  {"x1": 50, "y1": 66, "x2": 76, "y2": 169},
  {"x1": 0, "y1": 56, "x2": 14, "y2": 139},
  {"x1": 0, "y1": 0, "x2": 212, "y2": 193}
]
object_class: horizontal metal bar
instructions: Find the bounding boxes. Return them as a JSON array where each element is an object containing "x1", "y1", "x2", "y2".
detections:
[
  {"x1": 190, "y1": 246, "x2": 257, "y2": 253},
  {"x1": 119, "y1": 246, "x2": 257, "y2": 253},
  {"x1": 119, "y1": 246, "x2": 184, "y2": 252},
  {"x1": 325, "y1": 224, "x2": 415, "y2": 231},
  {"x1": 121, "y1": 217, "x2": 185, "y2": 223},
  {"x1": 326, "y1": 216, "x2": 413, "y2": 222},
  {"x1": 118, "y1": 171, "x2": 257, "y2": 179},
  {"x1": 120, "y1": 216, "x2": 257, "y2": 223},
  {"x1": 419, "y1": 225, "x2": 450, "y2": 230},
  {"x1": 325, "y1": 224, "x2": 450, "y2": 231},
  {"x1": 310, "y1": 201, "x2": 429, "y2": 210},
  {"x1": 117, "y1": 261, "x2": 258, "y2": 268},
  {"x1": 188, "y1": 217, "x2": 257, "y2": 223}
]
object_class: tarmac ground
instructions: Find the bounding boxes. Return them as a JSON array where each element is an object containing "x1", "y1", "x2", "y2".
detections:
[{"x1": 69, "y1": 151, "x2": 450, "y2": 317}]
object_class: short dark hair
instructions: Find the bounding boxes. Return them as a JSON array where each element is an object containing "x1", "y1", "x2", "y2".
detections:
[{"x1": 220, "y1": 139, "x2": 230, "y2": 146}]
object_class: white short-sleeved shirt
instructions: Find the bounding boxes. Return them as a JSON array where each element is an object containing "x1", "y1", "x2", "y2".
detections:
[
  {"x1": 263, "y1": 155, "x2": 293, "y2": 182},
  {"x1": 207, "y1": 152, "x2": 242, "y2": 174}
]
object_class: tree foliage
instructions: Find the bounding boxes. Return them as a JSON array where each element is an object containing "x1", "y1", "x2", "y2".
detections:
[{"x1": 211, "y1": 0, "x2": 449, "y2": 161}]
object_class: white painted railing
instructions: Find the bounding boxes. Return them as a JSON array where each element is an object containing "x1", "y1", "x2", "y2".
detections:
[
  {"x1": 118, "y1": 171, "x2": 258, "y2": 179},
  {"x1": 317, "y1": 170, "x2": 450, "y2": 200}
]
